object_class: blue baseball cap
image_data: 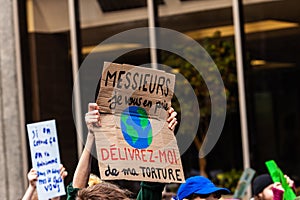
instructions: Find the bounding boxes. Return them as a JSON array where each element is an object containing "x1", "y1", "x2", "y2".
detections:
[{"x1": 177, "y1": 176, "x2": 230, "y2": 200}]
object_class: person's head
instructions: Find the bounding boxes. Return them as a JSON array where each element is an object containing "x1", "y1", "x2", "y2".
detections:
[
  {"x1": 176, "y1": 176, "x2": 230, "y2": 200},
  {"x1": 76, "y1": 182, "x2": 132, "y2": 200},
  {"x1": 252, "y1": 174, "x2": 274, "y2": 200}
]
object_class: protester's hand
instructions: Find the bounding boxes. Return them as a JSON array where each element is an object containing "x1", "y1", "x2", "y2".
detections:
[
  {"x1": 59, "y1": 164, "x2": 68, "y2": 180},
  {"x1": 27, "y1": 168, "x2": 38, "y2": 188},
  {"x1": 273, "y1": 182, "x2": 284, "y2": 192},
  {"x1": 167, "y1": 107, "x2": 178, "y2": 131},
  {"x1": 85, "y1": 103, "x2": 101, "y2": 130},
  {"x1": 272, "y1": 182, "x2": 284, "y2": 200},
  {"x1": 284, "y1": 174, "x2": 295, "y2": 188}
]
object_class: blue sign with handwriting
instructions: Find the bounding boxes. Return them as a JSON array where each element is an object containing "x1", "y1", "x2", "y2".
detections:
[{"x1": 27, "y1": 120, "x2": 65, "y2": 199}]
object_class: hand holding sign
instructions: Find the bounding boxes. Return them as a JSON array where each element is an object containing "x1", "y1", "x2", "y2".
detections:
[
  {"x1": 167, "y1": 107, "x2": 178, "y2": 131},
  {"x1": 28, "y1": 168, "x2": 38, "y2": 188},
  {"x1": 85, "y1": 103, "x2": 101, "y2": 130},
  {"x1": 59, "y1": 164, "x2": 68, "y2": 180},
  {"x1": 86, "y1": 102, "x2": 178, "y2": 132},
  {"x1": 265, "y1": 160, "x2": 296, "y2": 200}
]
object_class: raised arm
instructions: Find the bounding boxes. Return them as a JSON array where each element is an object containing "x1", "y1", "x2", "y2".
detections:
[
  {"x1": 72, "y1": 103, "x2": 101, "y2": 188},
  {"x1": 22, "y1": 168, "x2": 38, "y2": 200}
]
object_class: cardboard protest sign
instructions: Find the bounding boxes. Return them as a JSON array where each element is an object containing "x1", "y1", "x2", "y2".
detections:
[
  {"x1": 27, "y1": 120, "x2": 65, "y2": 199},
  {"x1": 94, "y1": 62, "x2": 184, "y2": 183}
]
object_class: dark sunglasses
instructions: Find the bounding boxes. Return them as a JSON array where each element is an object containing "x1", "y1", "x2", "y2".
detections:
[{"x1": 188, "y1": 192, "x2": 222, "y2": 199}]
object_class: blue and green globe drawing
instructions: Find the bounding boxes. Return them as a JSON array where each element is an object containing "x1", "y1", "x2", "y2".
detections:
[{"x1": 120, "y1": 106, "x2": 153, "y2": 149}]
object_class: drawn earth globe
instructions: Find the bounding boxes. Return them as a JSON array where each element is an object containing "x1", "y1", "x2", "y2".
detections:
[{"x1": 120, "y1": 106, "x2": 153, "y2": 149}]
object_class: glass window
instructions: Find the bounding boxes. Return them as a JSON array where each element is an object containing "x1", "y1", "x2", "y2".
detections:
[
  {"x1": 21, "y1": 0, "x2": 78, "y2": 184},
  {"x1": 244, "y1": 0, "x2": 300, "y2": 178},
  {"x1": 157, "y1": 0, "x2": 242, "y2": 182}
]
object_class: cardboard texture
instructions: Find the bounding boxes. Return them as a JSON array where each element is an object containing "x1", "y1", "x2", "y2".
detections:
[{"x1": 94, "y1": 62, "x2": 184, "y2": 183}]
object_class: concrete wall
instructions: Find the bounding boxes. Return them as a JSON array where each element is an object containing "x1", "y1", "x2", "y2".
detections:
[{"x1": 0, "y1": 0, "x2": 26, "y2": 199}]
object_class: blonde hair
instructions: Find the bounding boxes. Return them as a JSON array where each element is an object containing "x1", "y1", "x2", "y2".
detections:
[{"x1": 88, "y1": 174, "x2": 102, "y2": 186}]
